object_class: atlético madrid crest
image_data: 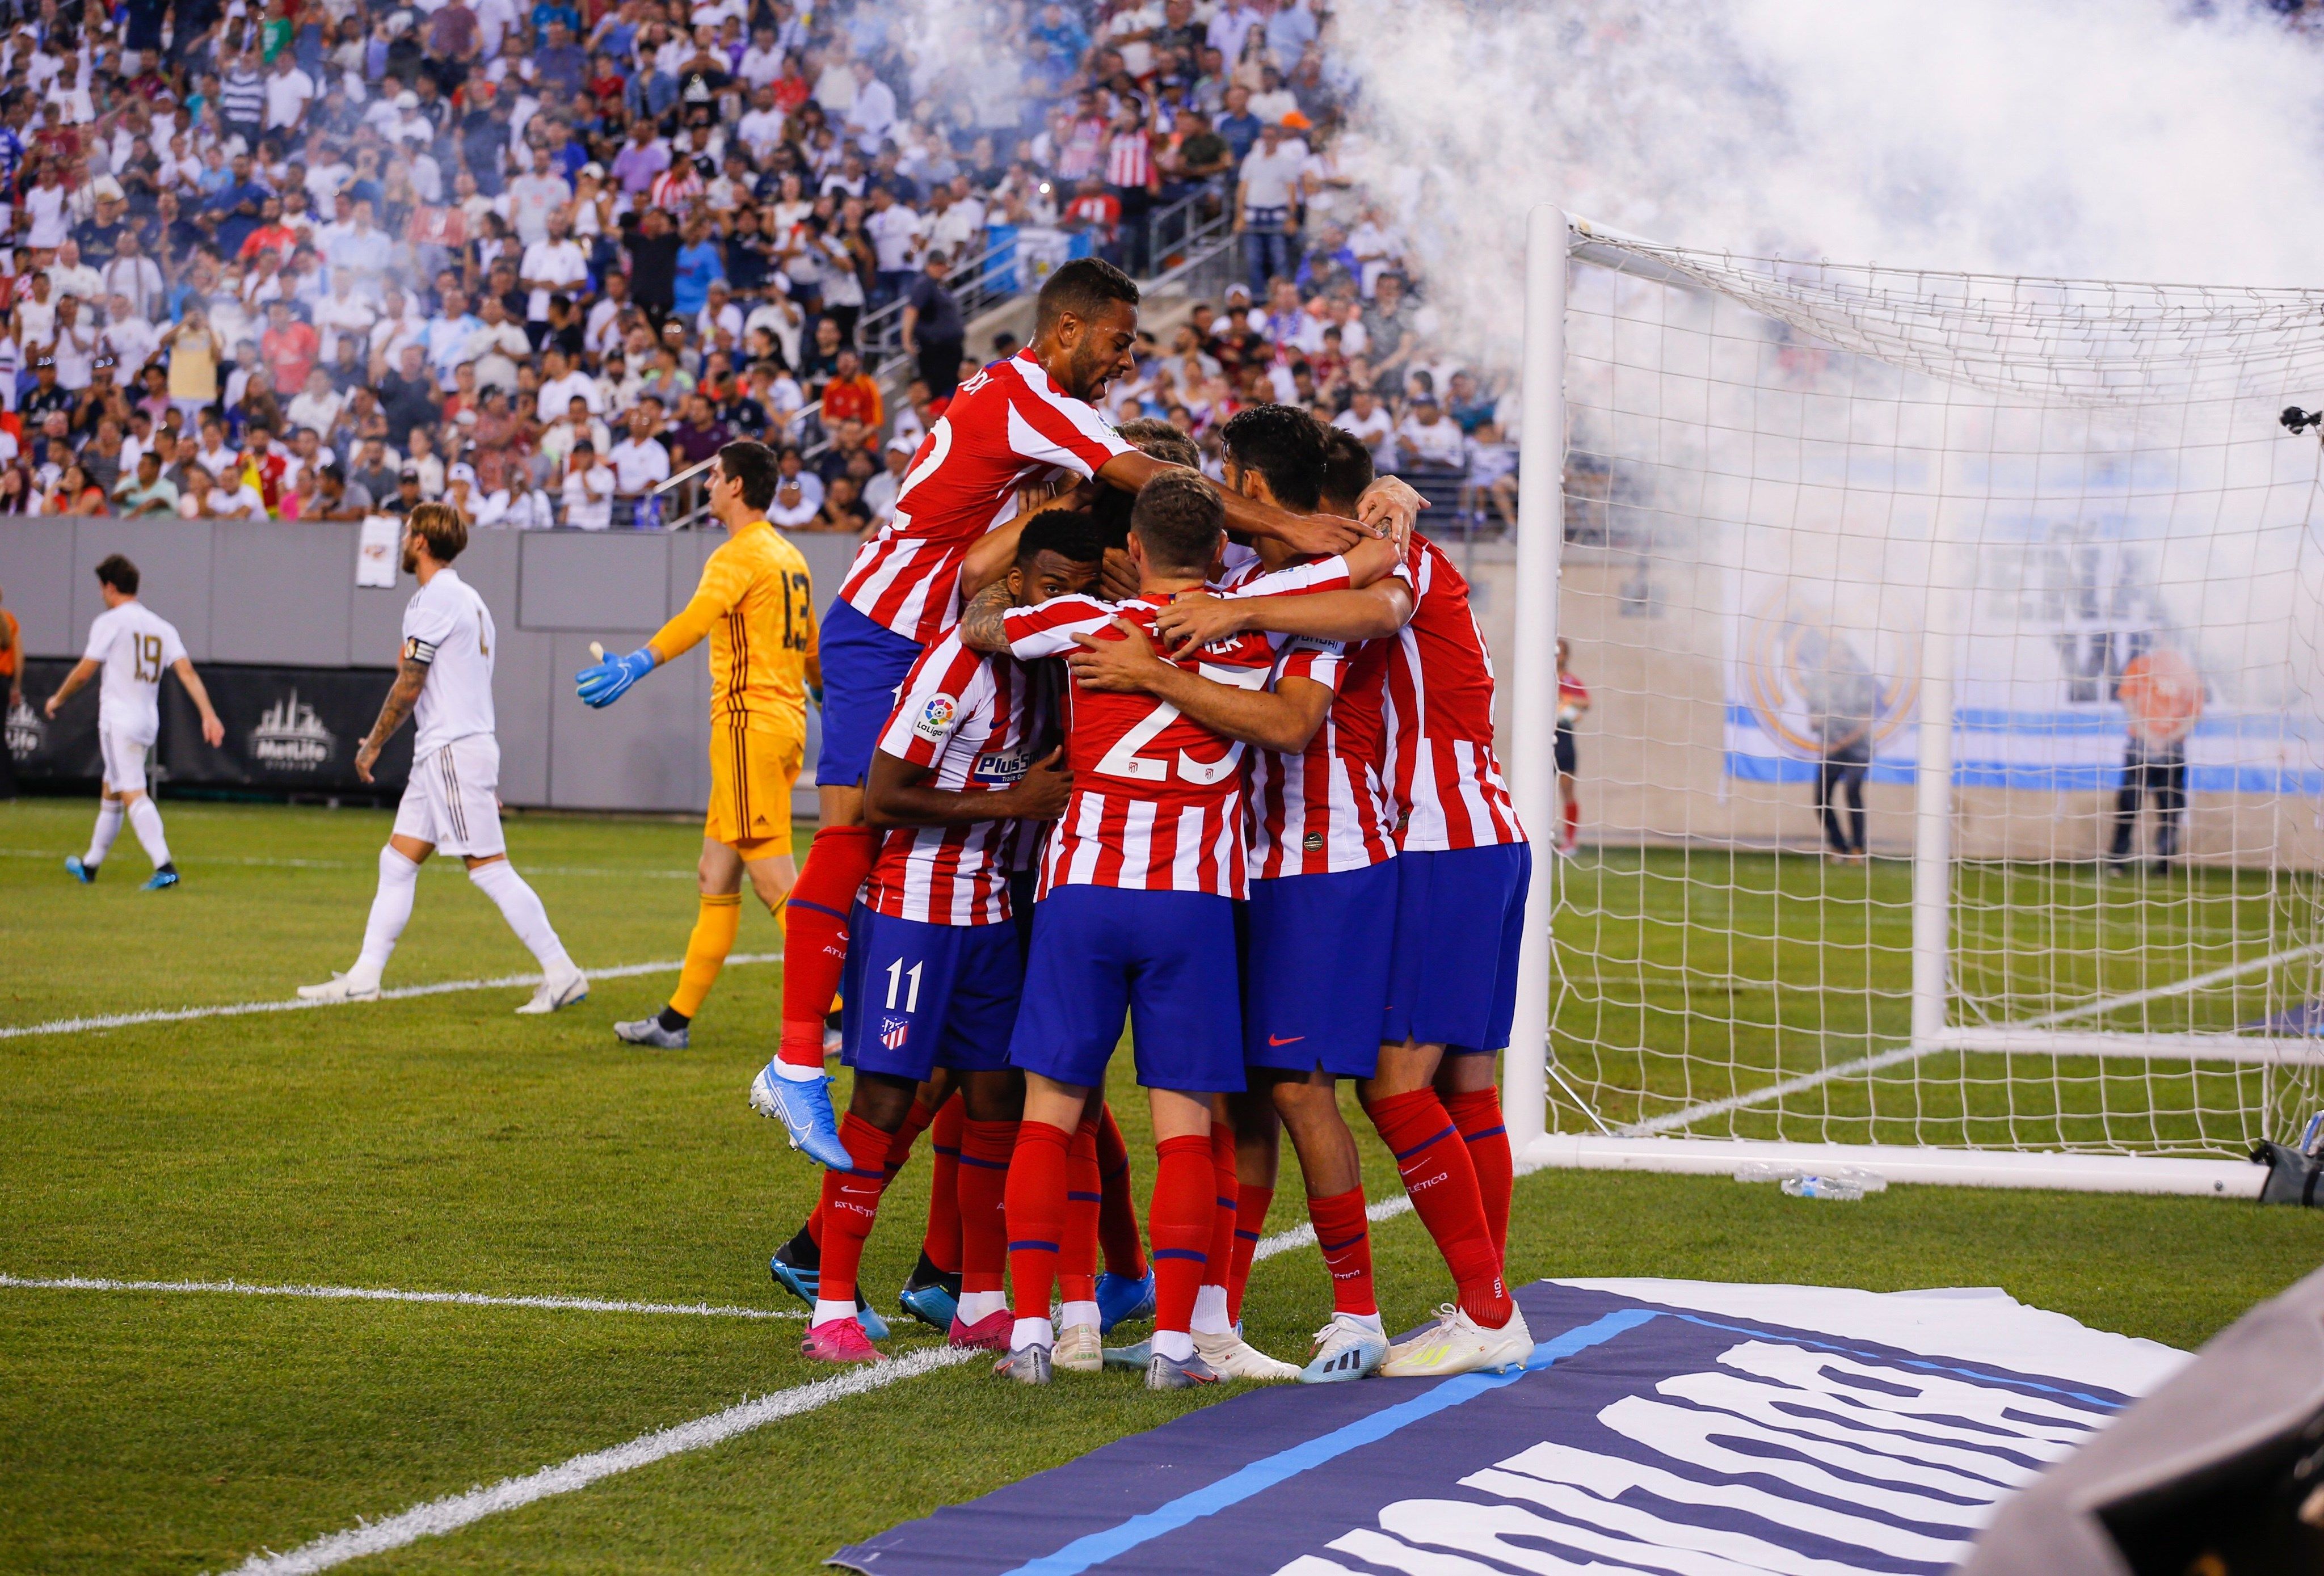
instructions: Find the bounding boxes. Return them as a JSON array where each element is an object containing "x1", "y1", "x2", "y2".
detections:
[{"x1": 880, "y1": 1016, "x2": 910, "y2": 1050}]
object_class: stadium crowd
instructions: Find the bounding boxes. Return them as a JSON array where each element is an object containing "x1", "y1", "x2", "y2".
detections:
[{"x1": 0, "y1": 0, "x2": 1522, "y2": 532}]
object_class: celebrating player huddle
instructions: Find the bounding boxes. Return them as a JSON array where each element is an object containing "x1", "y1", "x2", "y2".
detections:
[{"x1": 576, "y1": 258, "x2": 1536, "y2": 1393}]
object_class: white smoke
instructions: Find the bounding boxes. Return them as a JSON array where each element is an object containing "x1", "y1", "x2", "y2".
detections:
[{"x1": 1332, "y1": 0, "x2": 2324, "y2": 354}]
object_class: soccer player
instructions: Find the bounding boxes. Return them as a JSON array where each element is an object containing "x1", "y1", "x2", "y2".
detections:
[
  {"x1": 297, "y1": 505, "x2": 588, "y2": 1013},
  {"x1": 571, "y1": 441, "x2": 823, "y2": 1062},
  {"x1": 763, "y1": 258, "x2": 1376, "y2": 1166},
  {"x1": 2108, "y1": 643, "x2": 2203, "y2": 876},
  {"x1": 790, "y1": 515, "x2": 1100, "y2": 1365},
  {"x1": 1066, "y1": 407, "x2": 1413, "y2": 1384},
  {"x1": 1155, "y1": 427, "x2": 1535, "y2": 1377},
  {"x1": 47, "y1": 554, "x2": 226, "y2": 890},
  {"x1": 957, "y1": 471, "x2": 1298, "y2": 1390},
  {"x1": 1556, "y1": 638, "x2": 1589, "y2": 856}
]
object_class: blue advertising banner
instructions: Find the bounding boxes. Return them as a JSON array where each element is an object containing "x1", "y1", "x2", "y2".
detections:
[{"x1": 833, "y1": 1279, "x2": 2180, "y2": 1576}]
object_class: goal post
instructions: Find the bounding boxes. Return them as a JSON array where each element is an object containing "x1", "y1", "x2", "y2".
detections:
[{"x1": 1510, "y1": 208, "x2": 2324, "y2": 1198}]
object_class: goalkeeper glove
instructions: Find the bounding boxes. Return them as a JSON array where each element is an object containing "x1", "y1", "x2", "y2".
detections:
[{"x1": 577, "y1": 646, "x2": 656, "y2": 708}]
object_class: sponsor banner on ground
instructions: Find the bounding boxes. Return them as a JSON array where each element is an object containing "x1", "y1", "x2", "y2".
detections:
[{"x1": 832, "y1": 1278, "x2": 2181, "y2": 1576}]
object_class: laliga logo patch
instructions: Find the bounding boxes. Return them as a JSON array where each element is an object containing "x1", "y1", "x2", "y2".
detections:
[
  {"x1": 912, "y1": 694, "x2": 958, "y2": 741},
  {"x1": 880, "y1": 1015, "x2": 911, "y2": 1051}
]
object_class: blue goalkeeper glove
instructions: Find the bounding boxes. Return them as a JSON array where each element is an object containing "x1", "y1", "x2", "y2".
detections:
[{"x1": 577, "y1": 647, "x2": 656, "y2": 708}]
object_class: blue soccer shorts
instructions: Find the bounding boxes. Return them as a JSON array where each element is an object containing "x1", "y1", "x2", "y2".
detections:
[
  {"x1": 1244, "y1": 859, "x2": 1398, "y2": 1077},
  {"x1": 1008, "y1": 884, "x2": 1245, "y2": 1094},
  {"x1": 840, "y1": 901, "x2": 1023, "y2": 1082},
  {"x1": 814, "y1": 600, "x2": 926, "y2": 789},
  {"x1": 1382, "y1": 842, "x2": 1533, "y2": 1056}
]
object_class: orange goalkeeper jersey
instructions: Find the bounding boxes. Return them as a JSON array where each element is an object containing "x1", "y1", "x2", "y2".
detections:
[{"x1": 649, "y1": 520, "x2": 819, "y2": 735}]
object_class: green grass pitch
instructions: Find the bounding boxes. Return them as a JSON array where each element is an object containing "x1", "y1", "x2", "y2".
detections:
[{"x1": 1, "y1": 795, "x2": 2318, "y2": 1575}]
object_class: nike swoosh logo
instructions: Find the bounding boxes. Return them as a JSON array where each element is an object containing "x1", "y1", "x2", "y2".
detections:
[{"x1": 1268, "y1": 1034, "x2": 1305, "y2": 1047}]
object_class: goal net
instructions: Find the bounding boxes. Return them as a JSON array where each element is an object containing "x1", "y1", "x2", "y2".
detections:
[{"x1": 1538, "y1": 219, "x2": 2324, "y2": 1192}]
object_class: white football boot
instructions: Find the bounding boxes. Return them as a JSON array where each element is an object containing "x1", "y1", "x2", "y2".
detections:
[
  {"x1": 296, "y1": 971, "x2": 380, "y2": 1003},
  {"x1": 1379, "y1": 1301, "x2": 1535, "y2": 1378},
  {"x1": 1192, "y1": 1328, "x2": 1301, "y2": 1381},
  {"x1": 1300, "y1": 1314, "x2": 1390, "y2": 1383},
  {"x1": 516, "y1": 964, "x2": 590, "y2": 1014}
]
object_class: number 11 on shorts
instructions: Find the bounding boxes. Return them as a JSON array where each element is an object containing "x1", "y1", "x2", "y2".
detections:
[{"x1": 884, "y1": 957, "x2": 923, "y2": 1013}]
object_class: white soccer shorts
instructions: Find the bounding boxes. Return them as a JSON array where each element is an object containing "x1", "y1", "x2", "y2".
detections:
[
  {"x1": 99, "y1": 722, "x2": 155, "y2": 796},
  {"x1": 393, "y1": 735, "x2": 507, "y2": 858}
]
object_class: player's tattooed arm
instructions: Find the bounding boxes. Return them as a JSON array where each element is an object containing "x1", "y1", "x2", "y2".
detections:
[
  {"x1": 355, "y1": 655, "x2": 429, "y2": 783},
  {"x1": 956, "y1": 579, "x2": 1017, "y2": 655},
  {"x1": 1067, "y1": 620, "x2": 1332, "y2": 755}
]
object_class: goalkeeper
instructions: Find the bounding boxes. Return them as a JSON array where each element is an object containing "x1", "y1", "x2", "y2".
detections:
[{"x1": 575, "y1": 441, "x2": 824, "y2": 1078}]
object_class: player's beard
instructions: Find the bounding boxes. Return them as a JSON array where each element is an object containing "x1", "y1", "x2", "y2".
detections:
[{"x1": 400, "y1": 539, "x2": 420, "y2": 575}]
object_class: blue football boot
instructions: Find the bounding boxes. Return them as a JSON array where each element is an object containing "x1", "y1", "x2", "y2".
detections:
[
  {"x1": 747, "y1": 1059, "x2": 852, "y2": 1169},
  {"x1": 769, "y1": 1225, "x2": 888, "y2": 1338},
  {"x1": 64, "y1": 856, "x2": 96, "y2": 883},
  {"x1": 896, "y1": 1250, "x2": 961, "y2": 1332},
  {"x1": 1096, "y1": 1269, "x2": 1156, "y2": 1334}
]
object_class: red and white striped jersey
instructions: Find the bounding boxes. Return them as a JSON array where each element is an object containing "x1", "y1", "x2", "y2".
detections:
[
  {"x1": 1004, "y1": 593, "x2": 1279, "y2": 899},
  {"x1": 1383, "y1": 535, "x2": 1525, "y2": 851},
  {"x1": 1218, "y1": 553, "x2": 1400, "y2": 878},
  {"x1": 866, "y1": 630, "x2": 1049, "y2": 925},
  {"x1": 836, "y1": 351, "x2": 1135, "y2": 645}
]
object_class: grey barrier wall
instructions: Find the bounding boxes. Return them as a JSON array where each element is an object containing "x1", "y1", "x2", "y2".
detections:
[{"x1": 0, "y1": 519, "x2": 866, "y2": 814}]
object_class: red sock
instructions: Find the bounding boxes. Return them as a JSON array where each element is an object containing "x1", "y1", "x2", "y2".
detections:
[
  {"x1": 1366, "y1": 1089, "x2": 1510, "y2": 1329},
  {"x1": 778, "y1": 825, "x2": 877, "y2": 1068},
  {"x1": 1563, "y1": 797, "x2": 1580, "y2": 844},
  {"x1": 1148, "y1": 1134, "x2": 1214, "y2": 1334},
  {"x1": 1307, "y1": 1186, "x2": 1377, "y2": 1317},
  {"x1": 1060, "y1": 1115, "x2": 1102, "y2": 1305},
  {"x1": 1444, "y1": 1086, "x2": 1513, "y2": 1262},
  {"x1": 1004, "y1": 1121, "x2": 1071, "y2": 1322},
  {"x1": 883, "y1": 1096, "x2": 936, "y2": 1182},
  {"x1": 1201, "y1": 1120, "x2": 1237, "y2": 1298},
  {"x1": 1095, "y1": 1102, "x2": 1148, "y2": 1278},
  {"x1": 810, "y1": 1113, "x2": 892, "y2": 1316},
  {"x1": 1226, "y1": 1183, "x2": 1271, "y2": 1326},
  {"x1": 922, "y1": 1095, "x2": 965, "y2": 1276},
  {"x1": 958, "y1": 1115, "x2": 1016, "y2": 1295}
]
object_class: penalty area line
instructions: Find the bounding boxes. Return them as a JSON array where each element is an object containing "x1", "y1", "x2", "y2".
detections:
[
  {"x1": 0, "y1": 1273, "x2": 805, "y2": 1321},
  {"x1": 212, "y1": 1345, "x2": 978, "y2": 1576},
  {"x1": 0, "y1": 953, "x2": 782, "y2": 1042}
]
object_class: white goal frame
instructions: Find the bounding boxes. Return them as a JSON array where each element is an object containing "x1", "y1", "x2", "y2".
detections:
[{"x1": 1505, "y1": 204, "x2": 2311, "y2": 1199}]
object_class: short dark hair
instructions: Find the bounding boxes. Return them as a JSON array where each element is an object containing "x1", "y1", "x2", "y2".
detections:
[
  {"x1": 407, "y1": 502, "x2": 467, "y2": 563},
  {"x1": 1035, "y1": 256, "x2": 1140, "y2": 335},
  {"x1": 1221, "y1": 403, "x2": 1325, "y2": 511},
  {"x1": 717, "y1": 439, "x2": 781, "y2": 509},
  {"x1": 94, "y1": 553, "x2": 138, "y2": 595},
  {"x1": 1089, "y1": 419, "x2": 1198, "y2": 549},
  {"x1": 1018, "y1": 509, "x2": 1106, "y2": 570},
  {"x1": 1319, "y1": 426, "x2": 1376, "y2": 514},
  {"x1": 1130, "y1": 471, "x2": 1222, "y2": 577}
]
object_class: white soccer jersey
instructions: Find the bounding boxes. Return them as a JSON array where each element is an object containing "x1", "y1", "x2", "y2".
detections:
[
  {"x1": 402, "y1": 568, "x2": 497, "y2": 758},
  {"x1": 82, "y1": 600, "x2": 187, "y2": 742}
]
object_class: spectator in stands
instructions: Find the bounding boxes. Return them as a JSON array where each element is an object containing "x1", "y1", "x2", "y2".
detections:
[{"x1": 899, "y1": 251, "x2": 965, "y2": 402}]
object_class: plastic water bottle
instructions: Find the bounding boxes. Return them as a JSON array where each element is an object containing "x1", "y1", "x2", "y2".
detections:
[{"x1": 1783, "y1": 1174, "x2": 1867, "y2": 1201}]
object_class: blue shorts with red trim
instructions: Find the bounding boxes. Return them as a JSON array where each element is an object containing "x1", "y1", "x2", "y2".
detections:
[
  {"x1": 1008, "y1": 884, "x2": 1244, "y2": 1094},
  {"x1": 1381, "y1": 842, "x2": 1532, "y2": 1055},
  {"x1": 840, "y1": 901, "x2": 1022, "y2": 1082},
  {"x1": 1243, "y1": 859, "x2": 1397, "y2": 1077},
  {"x1": 814, "y1": 600, "x2": 926, "y2": 789}
]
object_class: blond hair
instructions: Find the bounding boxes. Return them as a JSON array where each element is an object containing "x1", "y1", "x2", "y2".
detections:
[{"x1": 406, "y1": 502, "x2": 468, "y2": 564}]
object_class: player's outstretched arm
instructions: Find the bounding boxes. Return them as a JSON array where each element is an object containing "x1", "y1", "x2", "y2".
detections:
[
  {"x1": 43, "y1": 657, "x2": 99, "y2": 718},
  {"x1": 1156, "y1": 580, "x2": 1414, "y2": 656},
  {"x1": 170, "y1": 658, "x2": 227, "y2": 747},
  {"x1": 1067, "y1": 620, "x2": 1332, "y2": 755},
  {"x1": 864, "y1": 745, "x2": 1072, "y2": 829},
  {"x1": 1094, "y1": 448, "x2": 1380, "y2": 560},
  {"x1": 355, "y1": 654, "x2": 428, "y2": 782}
]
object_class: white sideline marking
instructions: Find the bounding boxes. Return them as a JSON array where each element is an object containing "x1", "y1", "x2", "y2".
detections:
[
  {"x1": 1999, "y1": 939, "x2": 2324, "y2": 1031},
  {"x1": 0, "y1": 1274, "x2": 804, "y2": 1321},
  {"x1": 0, "y1": 954, "x2": 782, "y2": 1041},
  {"x1": 0, "y1": 846, "x2": 695, "y2": 879},
  {"x1": 213, "y1": 1346, "x2": 977, "y2": 1576}
]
